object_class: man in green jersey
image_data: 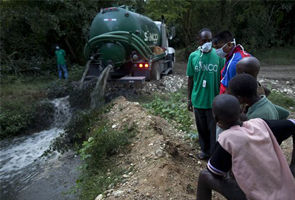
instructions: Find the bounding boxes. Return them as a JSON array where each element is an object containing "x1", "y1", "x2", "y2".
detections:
[
  {"x1": 55, "y1": 46, "x2": 68, "y2": 80},
  {"x1": 229, "y1": 74, "x2": 289, "y2": 120},
  {"x1": 187, "y1": 28, "x2": 225, "y2": 159}
]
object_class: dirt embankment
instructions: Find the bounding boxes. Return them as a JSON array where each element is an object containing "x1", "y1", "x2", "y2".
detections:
[{"x1": 95, "y1": 96, "x2": 224, "y2": 200}]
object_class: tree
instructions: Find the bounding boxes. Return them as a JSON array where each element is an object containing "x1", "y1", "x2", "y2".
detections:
[{"x1": 0, "y1": 0, "x2": 134, "y2": 75}]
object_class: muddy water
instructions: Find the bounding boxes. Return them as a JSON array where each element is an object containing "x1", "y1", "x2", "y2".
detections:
[
  {"x1": 0, "y1": 96, "x2": 80, "y2": 200},
  {"x1": 90, "y1": 65, "x2": 113, "y2": 109}
]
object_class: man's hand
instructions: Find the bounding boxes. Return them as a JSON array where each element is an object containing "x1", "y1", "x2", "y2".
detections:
[{"x1": 188, "y1": 100, "x2": 193, "y2": 112}]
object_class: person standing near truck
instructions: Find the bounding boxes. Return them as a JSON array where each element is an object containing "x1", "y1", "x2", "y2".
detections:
[
  {"x1": 187, "y1": 28, "x2": 225, "y2": 160},
  {"x1": 55, "y1": 46, "x2": 68, "y2": 80}
]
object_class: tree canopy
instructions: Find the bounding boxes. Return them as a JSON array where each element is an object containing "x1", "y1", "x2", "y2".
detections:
[{"x1": 1, "y1": 0, "x2": 294, "y2": 75}]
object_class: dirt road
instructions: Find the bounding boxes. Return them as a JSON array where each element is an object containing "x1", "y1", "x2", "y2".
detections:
[
  {"x1": 259, "y1": 65, "x2": 295, "y2": 81},
  {"x1": 174, "y1": 61, "x2": 295, "y2": 81}
]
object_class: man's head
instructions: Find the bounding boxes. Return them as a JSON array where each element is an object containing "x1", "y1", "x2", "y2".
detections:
[
  {"x1": 229, "y1": 74, "x2": 258, "y2": 104},
  {"x1": 212, "y1": 94, "x2": 241, "y2": 129},
  {"x1": 56, "y1": 46, "x2": 60, "y2": 50},
  {"x1": 212, "y1": 31, "x2": 236, "y2": 58},
  {"x1": 236, "y1": 57, "x2": 260, "y2": 79},
  {"x1": 198, "y1": 28, "x2": 212, "y2": 46},
  {"x1": 198, "y1": 28, "x2": 212, "y2": 53}
]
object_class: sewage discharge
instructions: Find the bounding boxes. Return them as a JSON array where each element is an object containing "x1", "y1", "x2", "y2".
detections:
[
  {"x1": 79, "y1": 60, "x2": 91, "y2": 90},
  {"x1": 90, "y1": 65, "x2": 113, "y2": 109}
]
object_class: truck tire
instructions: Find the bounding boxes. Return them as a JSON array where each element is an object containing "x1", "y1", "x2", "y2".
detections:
[{"x1": 151, "y1": 61, "x2": 161, "y2": 80}]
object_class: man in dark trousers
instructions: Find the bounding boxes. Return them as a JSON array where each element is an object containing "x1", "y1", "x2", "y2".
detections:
[
  {"x1": 187, "y1": 28, "x2": 225, "y2": 159},
  {"x1": 55, "y1": 45, "x2": 68, "y2": 80},
  {"x1": 196, "y1": 94, "x2": 295, "y2": 200}
]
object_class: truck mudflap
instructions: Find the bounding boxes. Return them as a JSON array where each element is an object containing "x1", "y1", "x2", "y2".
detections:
[{"x1": 117, "y1": 76, "x2": 146, "y2": 83}]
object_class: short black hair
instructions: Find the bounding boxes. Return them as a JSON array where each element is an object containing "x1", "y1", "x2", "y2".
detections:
[
  {"x1": 212, "y1": 31, "x2": 234, "y2": 45},
  {"x1": 199, "y1": 28, "x2": 211, "y2": 37},
  {"x1": 229, "y1": 74, "x2": 257, "y2": 98},
  {"x1": 213, "y1": 94, "x2": 240, "y2": 123}
]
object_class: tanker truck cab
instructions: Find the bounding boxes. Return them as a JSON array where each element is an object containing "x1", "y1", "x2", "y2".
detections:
[{"x1": 82, "y1": 6, "x2": 176, "y2": 84}]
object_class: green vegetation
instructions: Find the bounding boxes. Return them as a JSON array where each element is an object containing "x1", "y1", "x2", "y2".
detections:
[
  {"x1": 0, "y1": 77, "x2": 53, "y2": 138},
  {"x1": 75, "y1": 162, "x2": 128, "y2": 200},
  {"x1": 0, "y1": 103, "x2": 36, "y2": 139},
  {"x1": 55, "y1": 104, "x2": 136, "y2": 199},
  {"x1": 143, "y1": 89, "x2": 195, "y2": 134},
  {"x1": 145, "y1": 1, "x2": 295, "y2": 56},
  {"x1": 1, "y1": 0, "x2": 294, "y2": 73},
  {"x1": 255, "y1": 46, "x2": 295, "y2": 65},
  {"x1": 0, "y1": 63, "x2": 85, "y2": 139},
  {"x1": 268, "y1": 91, "x2": 295, "y2": 109},
  {"x1": 77, "y1": 123, "x2": 136, "y2": 199}
]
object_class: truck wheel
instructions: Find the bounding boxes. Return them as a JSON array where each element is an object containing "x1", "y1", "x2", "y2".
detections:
[{"x1": 151, "y1": 61, "x2": 161, "y2": 80}]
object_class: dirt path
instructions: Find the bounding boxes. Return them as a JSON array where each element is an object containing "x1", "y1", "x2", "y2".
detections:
[
  {"x1": 174, "y1": 61, "x2": 295, "y2": 81},
  {"x1": 259, "y1": 65, "x2": 295, "y2": 81}
]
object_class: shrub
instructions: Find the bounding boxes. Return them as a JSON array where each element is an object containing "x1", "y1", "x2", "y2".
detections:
[
  {"x1": 80, "y1": 123, "x2": 136, "y2": 169},
  {"x1": 75, "y1": 121, "x2": 136, "y2": 199},
  {"x1": 0, "y1": 104, "x2": 36, "y2": 139},
  {"x1": 143, "y1": 91, "x2": 194, "y2": 133}
]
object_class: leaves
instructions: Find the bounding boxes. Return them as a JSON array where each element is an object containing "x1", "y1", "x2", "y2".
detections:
[{"x1": 144, "y1": 92, "x2": 194, "y2": 133}]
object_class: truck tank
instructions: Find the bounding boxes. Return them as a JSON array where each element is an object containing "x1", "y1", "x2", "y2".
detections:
[{"x1": 83, "y1": 5, "x2": 174, "y2": 81}]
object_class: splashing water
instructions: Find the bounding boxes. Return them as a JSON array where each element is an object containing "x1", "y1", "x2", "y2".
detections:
[
  {"x1": 0, "y1": 96, "x2": 72, "y2": 198},
  {"x1": 90, "y1": 65, "x2": 113, "y2": 109}
]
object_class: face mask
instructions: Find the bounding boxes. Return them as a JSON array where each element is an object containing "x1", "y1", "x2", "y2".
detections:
[
  {"x1": 215, "y1": 39, "x2": 236, "y2": 58},
  {"x1": 201, "y1": 42, "x2": 212, "y2": 53}
]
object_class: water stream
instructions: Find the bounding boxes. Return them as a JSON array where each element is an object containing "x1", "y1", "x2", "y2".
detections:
[
  {"x1": 0, "y1": 96, "x2": 72, "y2": 199},
  {"x1": 1, "y1": 66, "x2": 113, "y2": 199}
]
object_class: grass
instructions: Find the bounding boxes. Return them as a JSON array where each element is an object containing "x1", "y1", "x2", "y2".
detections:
[
  {"x1": 74, "y1": 162, "x2": 128, "y2": 200},
  {"x1": 0, "y1": 64, "x2": 85, "y2": 139},
  {"x1": 254, "y1": 46, "x2": 295, "y2": 65},
  {"x1": 268, "y1": 91, "x2": 295, "y2": 109},
  {"x1": 74, "y1": 119, "x2": 137, "y2": 199},
  {"x1": 143, "y1": 87, "x2": 196, "y2": 135},
  {"x1": 0, "y1": 76, "x2": 54, "y2": 106},
  {"x1": 0, "y1": 76, "x2": 55, "y2": 138}
]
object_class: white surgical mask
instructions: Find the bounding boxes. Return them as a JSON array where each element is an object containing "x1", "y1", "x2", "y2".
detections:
[
  {"x1": 215, "y1": 39, "x2": 236, "y2": 58},
  {"x1": 201, "y1": 42, "x2": 212, "y2": 53}
]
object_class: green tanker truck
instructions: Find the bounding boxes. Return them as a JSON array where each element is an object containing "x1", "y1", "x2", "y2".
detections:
[{"x1": 83, "y1": 5, "x2": 175, "y2": 82}]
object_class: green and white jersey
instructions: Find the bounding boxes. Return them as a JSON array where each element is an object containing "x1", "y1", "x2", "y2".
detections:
[
  {"x1": 187, "y1": 48, "x2": 225, "y2": 109},
  {"x1": 55, "y1": 49, "x2": 66, "y2": 65}
]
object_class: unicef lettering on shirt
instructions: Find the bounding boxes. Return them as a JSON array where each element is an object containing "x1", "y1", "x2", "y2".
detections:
[{"x1": 195, "y1": 60, "x2": 218, "y2": 72}]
